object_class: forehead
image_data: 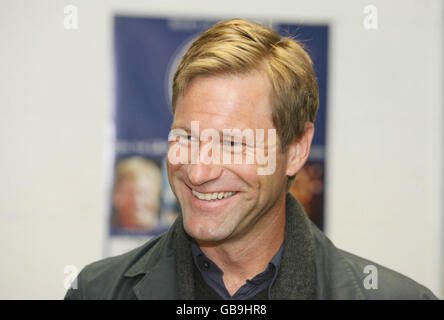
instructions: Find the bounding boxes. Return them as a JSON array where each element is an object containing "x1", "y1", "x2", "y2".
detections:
[{"x1": 173, "y1": 71, "x2": 275, "y2": 130}]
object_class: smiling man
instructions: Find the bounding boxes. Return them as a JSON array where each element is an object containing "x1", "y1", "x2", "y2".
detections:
[{"x1": 65, "y1": 18, "x2": 437, "y2": 300}]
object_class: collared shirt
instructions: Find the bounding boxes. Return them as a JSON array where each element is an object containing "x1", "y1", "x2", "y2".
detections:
[{"x1": 191, "y1": 241, "x2": 283, "y2": 300}]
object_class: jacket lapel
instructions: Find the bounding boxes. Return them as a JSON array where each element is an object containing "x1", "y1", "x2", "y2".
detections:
[
  {"x1": 132, "y1": 253, "x2": 179, "y2": 299},
  {"x1": 124, "y1": 220, "x2": 181, "y2": 300}
]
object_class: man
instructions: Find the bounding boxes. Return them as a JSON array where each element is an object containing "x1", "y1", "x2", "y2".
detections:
[{"x1": 65, "y1": 18, "x2": 437, "y2": 300}]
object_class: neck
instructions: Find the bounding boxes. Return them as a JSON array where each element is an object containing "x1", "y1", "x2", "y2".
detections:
[{"x1": 196, "y1": 193, "x2": 286, "y2": 295}]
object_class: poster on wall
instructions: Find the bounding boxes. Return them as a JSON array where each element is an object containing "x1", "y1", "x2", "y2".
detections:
[{"x1": 107, "y1": 16, "x2": 328, "y2": 257}]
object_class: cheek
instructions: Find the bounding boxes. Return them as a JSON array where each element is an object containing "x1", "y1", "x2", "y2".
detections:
[
  {"x1": 273, "y1": 161, "x2": 289, "y2": 190},
  {"x1": 166, "y1": 158, "x2": 181, "y2": 186},
  {"x1": 225, "y1": 163, "x2": 259, "y2": 193},
  {"x1": 258, "y1": 155, "x2": 288, "y2": 190},
  {"x1": 166, "y1": 162, "x2": 188, "y2": 202}
]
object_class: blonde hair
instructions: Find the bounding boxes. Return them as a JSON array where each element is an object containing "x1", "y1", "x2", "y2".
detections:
[
  {"x1": 172, "y1": 18, "x2": 319, "y2": 188},
  {"x1": 114, "y1": 157, "x2": 161, "y2": 190}
]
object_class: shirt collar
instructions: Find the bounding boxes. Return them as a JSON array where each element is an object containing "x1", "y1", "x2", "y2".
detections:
[
  {"x1": 191, "y1": 239, "x2": 283, "y2": 300},
  {"x1": 191, "y1": 240, "x2": 283, "y2": 272}
]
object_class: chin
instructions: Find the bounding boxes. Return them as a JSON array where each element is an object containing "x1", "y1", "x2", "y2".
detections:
[{"x1": 182, "y1": 216, "x2": 231, "y2": 243}]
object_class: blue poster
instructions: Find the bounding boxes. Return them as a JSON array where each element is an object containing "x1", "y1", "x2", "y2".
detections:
[{"x1": 108, "y1": 16, "x2": 328, "y2": 256}]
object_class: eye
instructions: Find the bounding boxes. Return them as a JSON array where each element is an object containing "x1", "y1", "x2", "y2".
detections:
[
  {"x1": 224, "y1": 139, "x2": 238, "y2": 147},
  {"x1": 179, "y1": 134, "x2": 197, "y2": 141},
  {"x1": 177, "y1": 134, "x2": 194, "y2": 146},
  {"x1": 223, "y1": 139, "x2": 245, "y2": 155}
]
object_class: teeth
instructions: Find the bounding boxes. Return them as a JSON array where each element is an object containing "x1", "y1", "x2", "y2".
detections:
[{"x1": 192, "y1": 190, "x2": 236, "y2": 201}]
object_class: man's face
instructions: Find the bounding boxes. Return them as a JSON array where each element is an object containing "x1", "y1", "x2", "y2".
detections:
[{"x1": 167, "y1": 71, "x2": 290, "y2": 243}]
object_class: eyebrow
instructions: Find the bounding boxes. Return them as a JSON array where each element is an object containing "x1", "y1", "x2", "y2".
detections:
[
  {"x1": 170, "y1": 124, "x2": 191, "y2": 132},
  {"x1": 170, "y1": 124, "x2": 228, "y2": 136},
  {"x1": 170, "y1": 125, "x2": 247, "y2": 138}
]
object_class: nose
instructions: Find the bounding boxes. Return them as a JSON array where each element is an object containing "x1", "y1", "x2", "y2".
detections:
[{"x1": 187, "y1": 162, "x2": 223, "y2": 185}]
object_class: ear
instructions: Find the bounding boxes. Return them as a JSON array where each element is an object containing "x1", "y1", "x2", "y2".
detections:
[{"x1": 285, "y1": 122, "x2": 315, "y2": 177}]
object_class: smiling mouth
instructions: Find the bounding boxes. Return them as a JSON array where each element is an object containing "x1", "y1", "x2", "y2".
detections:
[{"x1": 191, "y1": 189, "x2": 238, "y2": 201}]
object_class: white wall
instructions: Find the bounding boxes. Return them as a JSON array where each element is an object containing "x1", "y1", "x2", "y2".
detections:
[
  {"x1": 0, "y1": 0, "x2": 442, "y2": 299},
  {"x1": 324, "y1": 0, "x2": 444, "y2": 299}
]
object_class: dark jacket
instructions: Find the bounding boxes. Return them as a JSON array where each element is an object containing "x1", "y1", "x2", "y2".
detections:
[{"x1": 65, "y1": 194, "x2": 438, "y2": 300}]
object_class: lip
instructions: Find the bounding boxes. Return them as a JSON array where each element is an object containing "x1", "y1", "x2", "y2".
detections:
[
  {"x1": 185, "y1": 184, "x2": 239, "y2": 210},
  {"x1": 184, "y1": 181, "x2": 237, "y2": 195}
]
